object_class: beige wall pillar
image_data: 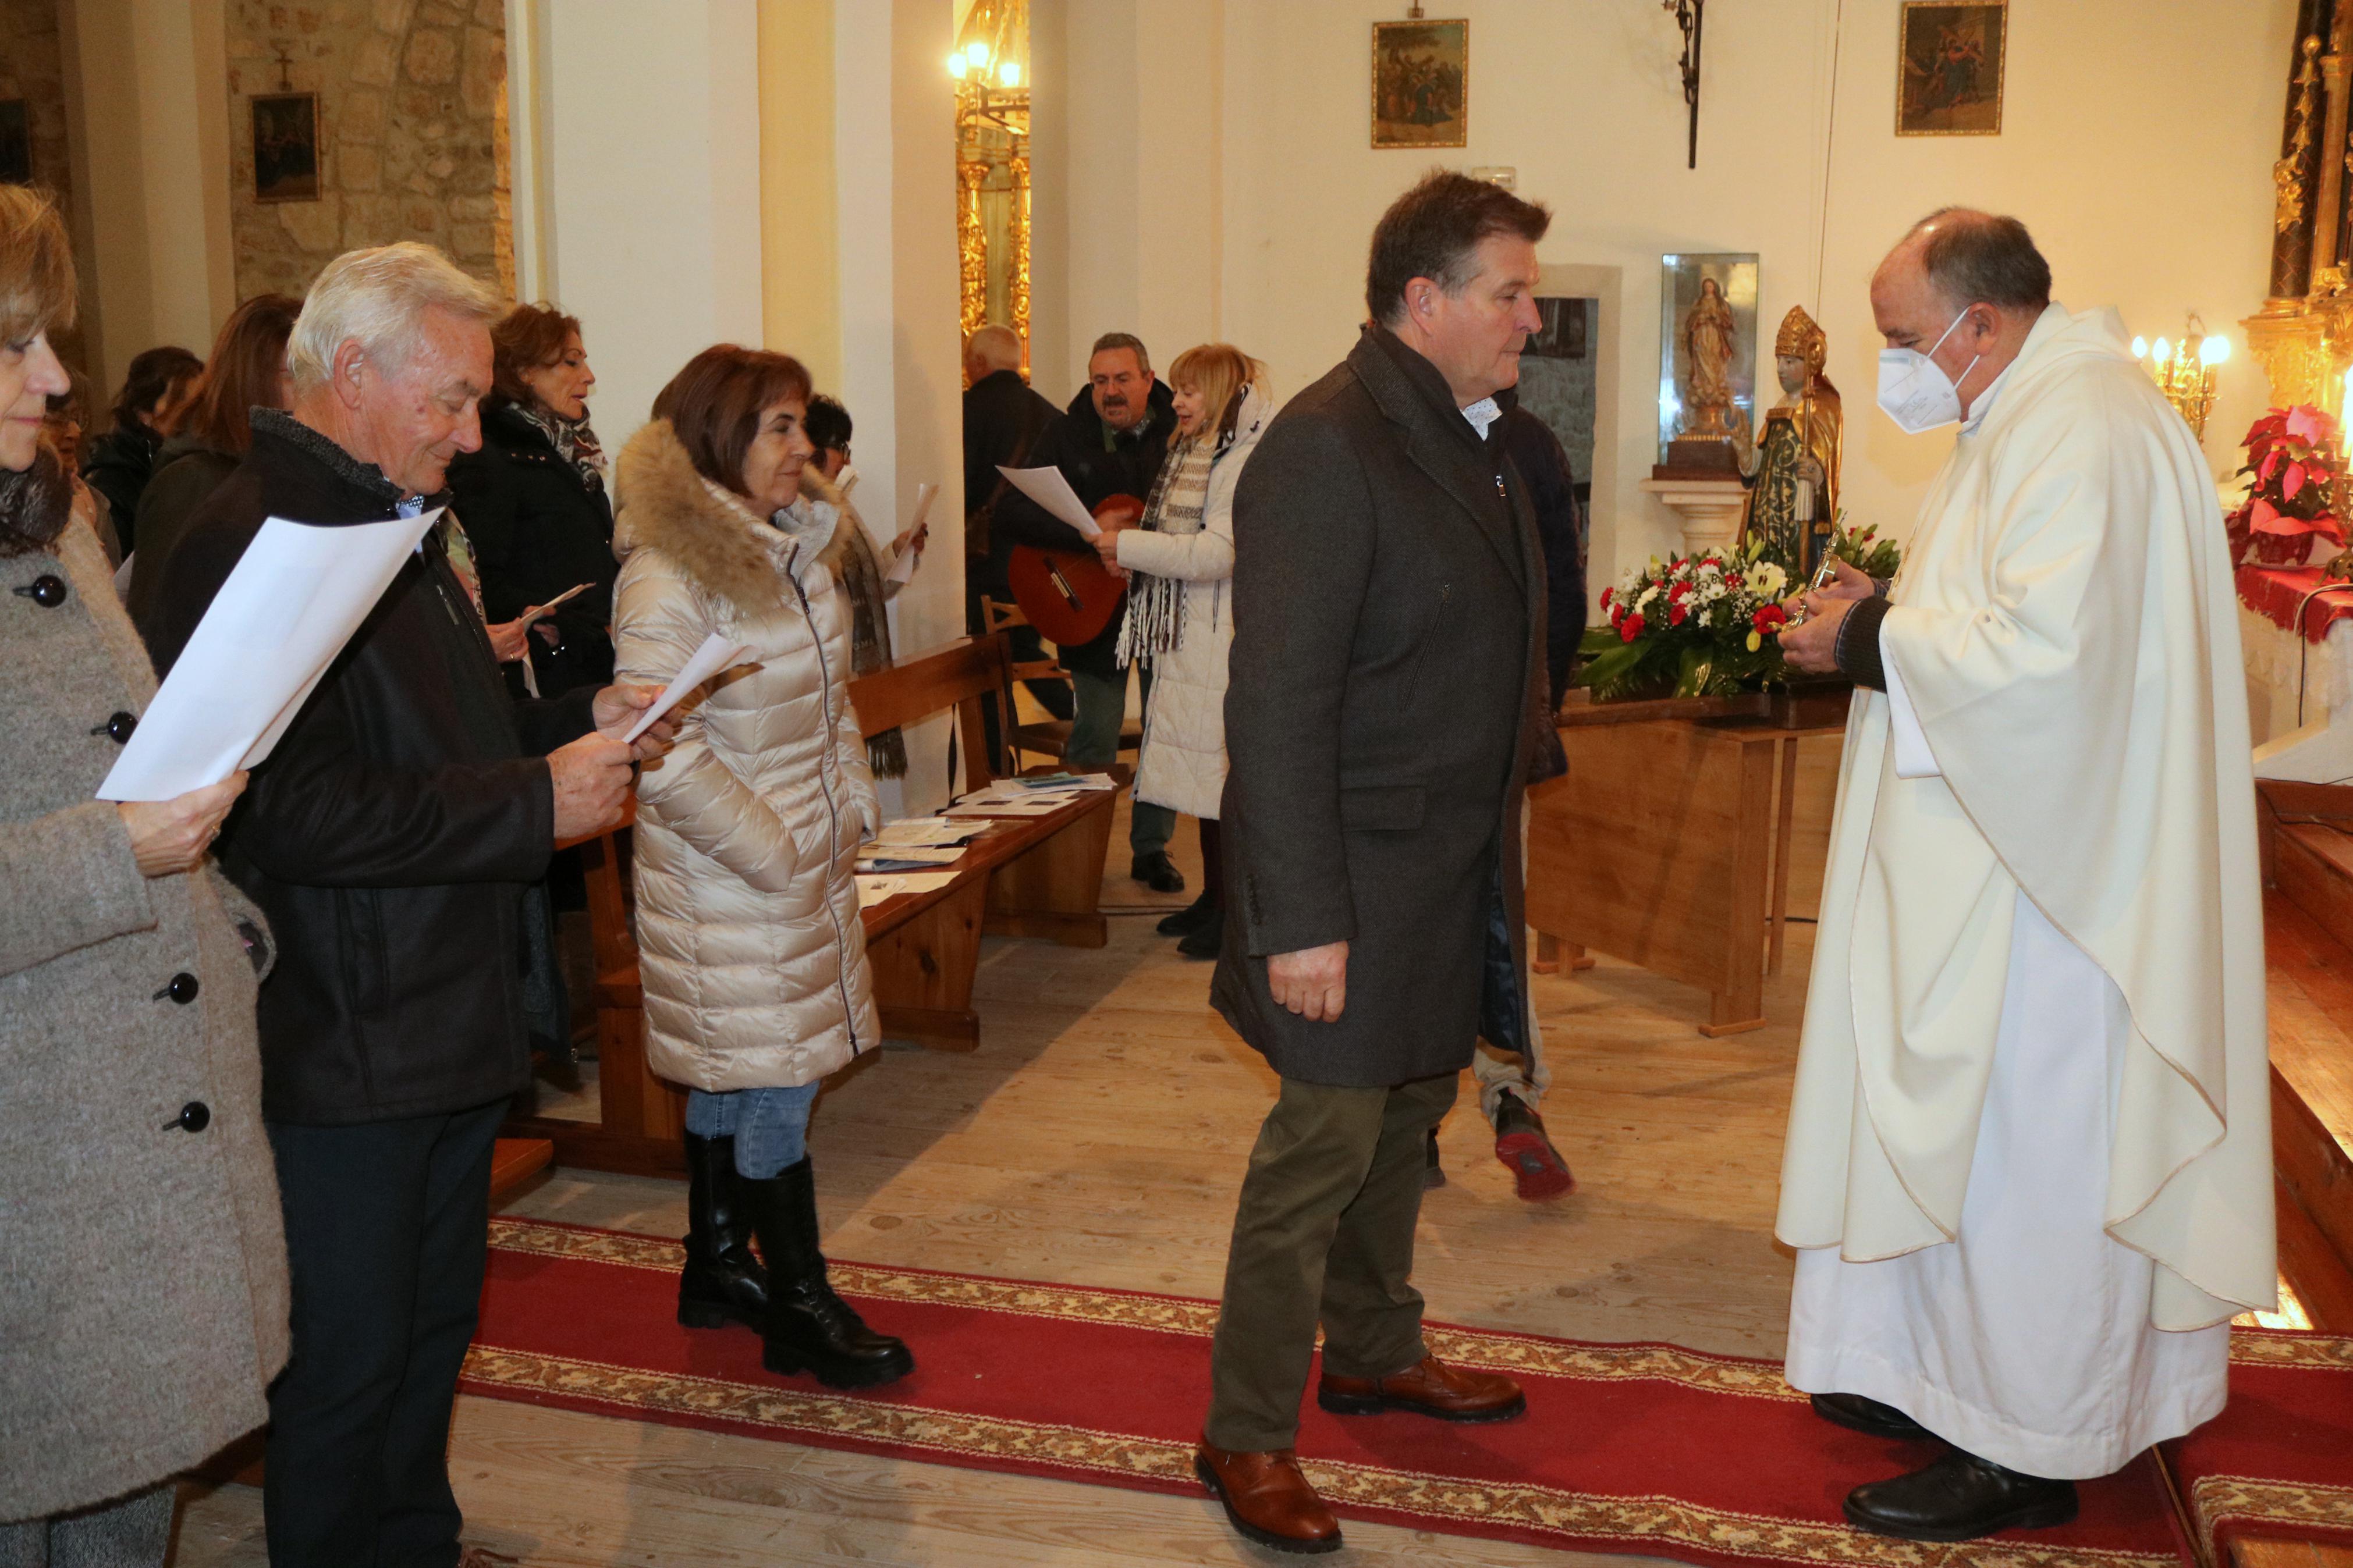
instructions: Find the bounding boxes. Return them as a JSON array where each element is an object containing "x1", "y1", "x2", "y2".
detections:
[{"x1": 59, "y1": 0, "x2": 234, "y2": 396}]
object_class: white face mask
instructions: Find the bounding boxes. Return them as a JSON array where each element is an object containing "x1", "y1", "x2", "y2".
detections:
[{"x1": 1876, "y1": 307, "x2": 1982, "y2": 435}]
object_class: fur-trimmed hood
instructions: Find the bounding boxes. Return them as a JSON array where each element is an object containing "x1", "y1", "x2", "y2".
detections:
[{"x1": 613, "y1": 418, "x2": 796, "y2": 617}]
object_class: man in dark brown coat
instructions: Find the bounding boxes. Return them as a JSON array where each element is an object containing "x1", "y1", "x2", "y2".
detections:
[{"x1": 1196, "y1": 170, "x2": 1558, "y2": 1553}]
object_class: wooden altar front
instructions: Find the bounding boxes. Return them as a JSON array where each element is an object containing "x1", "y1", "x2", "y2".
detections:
[{"x1": 1525, "y1": 713, "x2": 1843, "y2": 1037}]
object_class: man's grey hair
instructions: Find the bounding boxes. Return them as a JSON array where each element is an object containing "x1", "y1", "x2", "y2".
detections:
[
  {"x1": 1904, "y1": 208, "x2": 2052, "y2": 315},
  {"x1": 287, "y1": 242, "x2": 503, "y2": 392},
  {"x1": 967, "y1": 323, "x2": 1023, "y2": 373},
  {"x1": 1089, "y1": 331, "x2": 1151, "y2": 376}
]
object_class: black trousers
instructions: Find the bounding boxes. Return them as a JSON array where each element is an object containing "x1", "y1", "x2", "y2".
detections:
[{"x1": 263, "y1": 1099, "x2": 506, "y2": 1568}]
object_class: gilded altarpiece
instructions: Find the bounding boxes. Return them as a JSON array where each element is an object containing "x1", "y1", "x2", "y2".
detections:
[{"x1": 954, "y1": 0, "x2": 1031, "y2": 370}]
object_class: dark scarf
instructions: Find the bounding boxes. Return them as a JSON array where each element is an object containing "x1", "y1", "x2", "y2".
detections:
[
  {"x1": 803, "y1": 472, "x2": 906, "y2": 778},
  {"x1": 0, "y1": 445, "x2": 73, "y2": 557},
  {"x1": 511, "y1": 399, "x2": 607, "y2": 493}
]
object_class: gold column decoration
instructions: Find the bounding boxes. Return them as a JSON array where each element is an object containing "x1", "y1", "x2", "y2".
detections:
[
  {"x1": 957, "y1": 158, "x2": 989, "y2": 345},
  {"x1": 2246, "y1": 6, "x2": 2353, "y2": 419},
  {"x1": 950, "y1": 0, "x2": 1030, "y2": 371},
  {"x1": 1007, "y1": 154, "x2": 1032, "y2": 373}
]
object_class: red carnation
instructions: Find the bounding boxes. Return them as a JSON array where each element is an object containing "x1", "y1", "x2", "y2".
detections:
[
  {"x1": 1669, "y1": 604, "x2": 1689, "y2": 626},
  {"x1": 1619, "y1": 611, "x2": 1646, "y2": 642},
  {"x1": 1752, "y1": 603, "x2": 1789, "y2": 634},
  {"x1": 1600, "y1": 586, "x2": 1614, "y2": 607}
]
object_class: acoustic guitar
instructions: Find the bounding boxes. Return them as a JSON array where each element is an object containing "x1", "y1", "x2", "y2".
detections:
[{"x1": 1006, "y1": 493, "x2": 1140, "y2": 648}]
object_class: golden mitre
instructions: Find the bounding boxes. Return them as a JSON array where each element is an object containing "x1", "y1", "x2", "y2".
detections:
[{"x1": 1775, "y1": 305, "x2": 1827, "y2": 373}]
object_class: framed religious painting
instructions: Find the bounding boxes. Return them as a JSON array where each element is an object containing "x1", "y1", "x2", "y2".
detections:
[
  {"x1": 1371, "y1": 19, "x2": 1468, "y2": 148},
  {"x1": 251, "y1": 91, "x2": 321, "y2": 203},
  {"x1": 1896, "y1": 1, "x2": 2007, "y2": 137},
  {"x1": 0, "y1": 102, "x2": 30, "y2": 187},
  {"x1": 1656, "y1": 253, "x2": 1758, "y2": 475}
]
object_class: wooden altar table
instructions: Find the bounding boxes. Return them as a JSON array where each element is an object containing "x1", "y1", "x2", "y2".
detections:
[{"x1": 1526, "y1": 714, "x2": 1843, "y2": 1037}]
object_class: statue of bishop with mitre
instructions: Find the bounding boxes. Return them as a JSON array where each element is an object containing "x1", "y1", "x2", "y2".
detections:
[{"x1": 1739, "y1": 305, "x2": 1843, "y2": 577}]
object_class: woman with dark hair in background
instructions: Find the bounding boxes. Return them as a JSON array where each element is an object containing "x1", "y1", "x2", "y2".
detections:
[
  {"x1": 0, "y1": 183, "x2": 288, "y2": 1568},
  {"x1": 612, "y1": 344, "x2": 914, "y2": 1391},
  {"x1": 81, "y1": 342, "x2": 201, "y2": 553},
  {"x1": 125, "y1": 292, "x2": 300, "y2": 629},
  {"x1": 799, "y1": 393, "x2": 925, "y2": 777},
  {"x1": 445, "y1": 301, "x2": 616, "y2": 699}
]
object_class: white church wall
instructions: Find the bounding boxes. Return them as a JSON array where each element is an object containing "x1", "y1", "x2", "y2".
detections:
[
  {"x1": 1063, "y1": 0, "x2": 2295, "y2": 609},
  {"x1": 536, "y1": 0, "x2": 765, "y2": 445}
]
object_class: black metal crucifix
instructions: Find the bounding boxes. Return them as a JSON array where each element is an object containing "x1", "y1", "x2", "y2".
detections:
[{"x1": 1665, "y1": 0, "x2": 1704, "y2": 169}]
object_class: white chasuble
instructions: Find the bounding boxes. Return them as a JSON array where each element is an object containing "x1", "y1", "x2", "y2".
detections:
[{"x1": 1777, "y1": 305, "x2": 2274, "y2": 1473}]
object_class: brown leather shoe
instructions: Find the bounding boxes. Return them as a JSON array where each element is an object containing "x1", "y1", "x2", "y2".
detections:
[
  {"x1": 1317, "y1": 1354, "x2": 1527, "y2": 1423},
  {"x1": 1193, "y1": 1442, "x2": 1343, "y2": 1555}
]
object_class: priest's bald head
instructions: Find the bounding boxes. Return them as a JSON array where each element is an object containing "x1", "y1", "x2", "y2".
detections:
[{"x1": 1871, "y1": 208, "x2": 2052, "y2": 421}]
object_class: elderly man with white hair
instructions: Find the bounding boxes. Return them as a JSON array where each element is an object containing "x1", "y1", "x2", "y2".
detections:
[
  {"x1": 1775, "y1": 209, "x2": 2273, "y2": 1542},
  {"x1": 146, "y1": 243, "x2": 672, "y2": 1568}
]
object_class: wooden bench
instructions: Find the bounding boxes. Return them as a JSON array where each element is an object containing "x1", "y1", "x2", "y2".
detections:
[{"x1": 506, "y1": 633, "x2": 1120, "y2": 1176}]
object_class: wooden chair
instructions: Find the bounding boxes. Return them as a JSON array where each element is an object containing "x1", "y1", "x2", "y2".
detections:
[{"x1": 979, "y1": 595, "x2": 1142, "y2": 770}]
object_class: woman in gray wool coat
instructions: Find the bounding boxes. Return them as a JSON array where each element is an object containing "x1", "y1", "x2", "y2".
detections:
[{"x1": 0, "y1": 186, "x2": 289, "y2": 1566}]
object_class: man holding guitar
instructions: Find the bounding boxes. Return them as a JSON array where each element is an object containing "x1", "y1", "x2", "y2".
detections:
[{"x1": 988, "y1": 331, "x2": 1184, "y2": 892}]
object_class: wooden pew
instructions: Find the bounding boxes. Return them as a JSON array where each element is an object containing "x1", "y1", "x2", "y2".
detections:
[{"x1": 507, "y1": 634, "x2": 1120, "y2": 1176}]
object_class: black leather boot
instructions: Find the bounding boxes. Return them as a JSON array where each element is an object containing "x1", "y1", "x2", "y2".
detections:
[
  {"x1": 1843, "y1": 1450, "x2": 2079, "y2": 1542},
  {"x1": 676, "y1": 1133, "x2": 768, "y2": 1331},
  {"x1": 741, "y1": 1156, "x2": 915, "y2": 1388}
]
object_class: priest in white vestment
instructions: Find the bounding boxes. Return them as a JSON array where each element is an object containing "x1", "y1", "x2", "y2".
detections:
[{"x1": 1776, "y1": 208, "x2": 2275, "y2": 1544}]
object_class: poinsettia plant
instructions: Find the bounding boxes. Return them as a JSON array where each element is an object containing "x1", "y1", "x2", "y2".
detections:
[
  {"x1": 1576, "y1": 521, "x2": 1903, "y2": 701},
  {"x1": 2230, "y1": 406, "x2": 2349, "y2": 567}
]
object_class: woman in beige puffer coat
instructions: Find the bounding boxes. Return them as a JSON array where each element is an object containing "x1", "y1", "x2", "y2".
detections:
[{"x1": 611, "y1": 344, "x2": 910, "y2": 1389}]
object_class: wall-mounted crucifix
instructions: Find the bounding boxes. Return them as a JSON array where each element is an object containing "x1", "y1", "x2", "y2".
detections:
[{"x1": 1663, "y1": 0, "x2": 1704, "y2": 169}]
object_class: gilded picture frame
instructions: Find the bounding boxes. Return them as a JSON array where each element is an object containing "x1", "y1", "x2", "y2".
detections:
[
  {"x1": 1896, "y1": 1, "x2": 2006, "y2": 137},
  {"x1": 1371, "y1": 19, "x2": 1468, "y2": 149}
]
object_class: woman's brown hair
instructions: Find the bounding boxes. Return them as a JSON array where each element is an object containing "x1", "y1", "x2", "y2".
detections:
[
  {"x1": 491, "y1": 301, "x2": 583, "y2": 408},
  {"x1": 0, "y1": 184, "x2": 75, "y2": 348},
  {"x1": 179, "y1": 293, "x2": 300, "y2": 456},
  {"x1": 650, "y1": 344, "x2": 813, "y2": 496}
]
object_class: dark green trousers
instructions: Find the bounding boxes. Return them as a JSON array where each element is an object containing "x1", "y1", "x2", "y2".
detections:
[{"x1": 1203, "y1": 1071, "x2": 1459, "y2": 1451}]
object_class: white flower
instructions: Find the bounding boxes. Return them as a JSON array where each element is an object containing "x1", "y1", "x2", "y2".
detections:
[
  {"x1": 1636, "y1": 585, "x2": 1660, "y2": 611},
  {"x1": 1748, "y1": 561, "x2": 1789, "y2": 599}
]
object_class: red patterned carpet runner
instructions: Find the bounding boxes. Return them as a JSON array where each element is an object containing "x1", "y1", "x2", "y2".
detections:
[{"x1": 465, "y1": 1217, "x2": 2352, "y2": 1567}]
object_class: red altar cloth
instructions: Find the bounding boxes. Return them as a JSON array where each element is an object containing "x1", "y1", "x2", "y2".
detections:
[{"x1": 2237, "y1": 563, "x2": 2353, "y2": 642}]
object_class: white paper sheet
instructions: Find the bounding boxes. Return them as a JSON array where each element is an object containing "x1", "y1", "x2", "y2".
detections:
[
  {"x1": 856, "y1": 869, "x2": 961, "y2": 906},
  {"x1": 875, "y1": 817, "x2": 989, "y2": 847},
  {"x1": 624, "y1": 631, "x2": 754, "y2": 744},
  {"x1": 996, "y1": 464, "x2": 1101, "y2": 539},
  {"x1": 98, "y1": 510, "x2": 444, "y2": 802},
  {"x1": 945, "y1": 794, "x2": 1078, "y2": 817},
  {"x1": 521, "y1": 581, "x2": 594, "y2": 625},
  {"x1": 885, "y1": 540, "x2": 920, "y2": 587}
]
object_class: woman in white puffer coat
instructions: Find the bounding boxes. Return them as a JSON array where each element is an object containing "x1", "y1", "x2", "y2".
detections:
[
  {"x1": 611, "y1": 344, "x2": 911, "y2": 1390},
  {"x1": 1094, "y1": 344, "x2": 1272, "y2": 959}
]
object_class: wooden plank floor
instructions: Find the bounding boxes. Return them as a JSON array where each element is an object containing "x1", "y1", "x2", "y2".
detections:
[{"x1": 167, "y1": 793, "x2": 2323, "y2": 1565}]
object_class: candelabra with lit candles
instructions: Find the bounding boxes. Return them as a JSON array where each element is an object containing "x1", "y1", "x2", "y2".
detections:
[{"x1": 2131, "y1": 315, "x2": 2230, "y2": 439}]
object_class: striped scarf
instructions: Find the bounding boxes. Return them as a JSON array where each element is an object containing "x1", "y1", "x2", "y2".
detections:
[
  {"x1": 1116, "y1": 433, "x2": 1215, "y2": 666},
  {"x1": 512, "y1": 400, "x2": 607, "y2": 494}
]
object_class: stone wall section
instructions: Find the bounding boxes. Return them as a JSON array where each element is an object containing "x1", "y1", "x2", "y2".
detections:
[
  {"x1": 0, "y1": 0, "x2": 87, "y2": 371},
  {"x1": 227, "y1": 0, "x2": 513, "y2": 301}
]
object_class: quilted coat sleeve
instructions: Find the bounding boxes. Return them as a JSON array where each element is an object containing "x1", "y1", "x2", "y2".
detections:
[
  {"x1": 615, "y1": 554, "x2": 804, "y2": 895},
  {"x1": 1114, "y1": 520, "x2": 1234, "y2": 584}
]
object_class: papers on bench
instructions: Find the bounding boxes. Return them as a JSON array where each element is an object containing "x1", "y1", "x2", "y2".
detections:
[
  {"x1": 942, "y1": 772, "x2": 1116, "y2": 818},
  {"x1": 875, "y1": 816, "x2": 989, "y2": 848},
  {"x1": 995, "y1": 464, "x2": 1102, "y2": 539},
  {"x1": 857, "y1": 844, "x2": 966, "y2": 872},
  {"x1": 98, "y1": 509, "x2": 445, "y2": 802},
  {"x1": 855, "y1": 870, "x2": 960, "y2": 908},
  {"x1": 623, "y1": 631, "x2": 754, "y2": 744}
]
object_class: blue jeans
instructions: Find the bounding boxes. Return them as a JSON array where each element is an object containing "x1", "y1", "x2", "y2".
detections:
[{"x1": 684, "y1": 1083, "x2": 821, "y2": 1179}]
